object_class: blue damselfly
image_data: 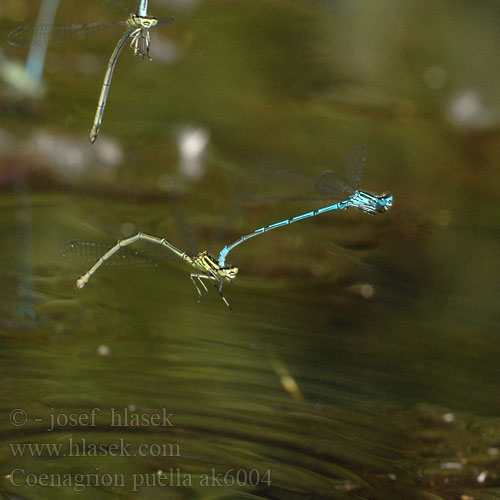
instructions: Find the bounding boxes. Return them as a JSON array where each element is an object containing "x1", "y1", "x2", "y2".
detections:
[{"x1": 217, "y1": 144, "x2": 393, "y2": 266}]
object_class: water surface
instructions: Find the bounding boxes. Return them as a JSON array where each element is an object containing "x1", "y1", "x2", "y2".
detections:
[{"x1": 1, "y1": 1, "x2": 500, "y2": 499}]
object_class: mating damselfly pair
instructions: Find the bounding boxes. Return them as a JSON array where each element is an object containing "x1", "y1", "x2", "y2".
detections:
[
  {"x1": 7, "y1": 0, "x2": 173, "y2": 143},
  {"x1": 66, "y1": 144, "x2": 393, "y2": 309}
]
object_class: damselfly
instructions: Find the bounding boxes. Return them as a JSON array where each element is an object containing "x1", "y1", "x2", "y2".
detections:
[
  {"x1": 68, "y1": 145, "x2": 391, "y2": 308},
  {"x1": 7, "y1": 0, "x2": 173, "y2": 143},
  {"x1": 68, "y1": 234, "x2": 238, "y2": 309},
  {"x1": 217, "y1": 144, "x2": 393, "y2": 266}
]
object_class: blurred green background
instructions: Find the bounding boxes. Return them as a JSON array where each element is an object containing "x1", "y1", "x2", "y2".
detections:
[{"x1": 1, "y1": 0, "x2": 500, "y2": 499}]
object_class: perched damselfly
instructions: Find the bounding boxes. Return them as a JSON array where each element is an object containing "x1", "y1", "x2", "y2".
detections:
[{"x1": 8, "y1": 0, "x2": 173, "y2": 143}]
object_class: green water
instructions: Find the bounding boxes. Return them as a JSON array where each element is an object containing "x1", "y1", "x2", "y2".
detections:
[{"x1": 1, "y1": 1, "x2": 500, "y2": 499}]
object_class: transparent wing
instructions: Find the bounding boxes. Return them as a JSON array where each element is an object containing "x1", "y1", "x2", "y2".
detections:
[
  {"x1": 344, "y1": 144, "x2": 366, "y2": 190},
  {"x1": 7, "y1": 21, "x2": 126, "y2": 48},
  {"x1": 61, "y1": 240, "x2": 156, "y2": 267},
  {"x1": 156, "y1": 17, "x2": 175, "y2": 28},
  {"x1": 315, "y1": 170, "x2": 354, "y2": 198}
]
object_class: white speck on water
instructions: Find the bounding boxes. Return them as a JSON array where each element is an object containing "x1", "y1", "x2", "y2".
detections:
[
  {"x1": 178, "y1": 126, "x2": 209, "y2": 180},
  {"x1": 442, "y1": 412, "x2": 455, "y2": 423},
  {"x1": 97, "y1": 345, "x2": 111, "y2": 357}
]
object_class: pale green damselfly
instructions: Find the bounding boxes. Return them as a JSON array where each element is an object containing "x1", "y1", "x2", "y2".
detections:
[
  {"x1": 66, "y1": 234, "x2": 238, "y2": 309},
  {"x1": 8, "y1": 5, "x2": 173, "y2": 143}
]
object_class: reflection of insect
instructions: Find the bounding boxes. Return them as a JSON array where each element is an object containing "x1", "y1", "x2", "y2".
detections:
[
  {"x1": 218, "y1": 144, "x2": 393, "y2": 267},
  {"x1": 64, "y1": 234, "x2": 238, "y2": 310},
  {"x1": 8, "y1": 1, "x2": 174, "y2": 143}
]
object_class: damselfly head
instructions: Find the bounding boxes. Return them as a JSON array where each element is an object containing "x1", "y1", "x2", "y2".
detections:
[
  {"x1": 129, "y1": 14, "x2": 158, "y2": 28},
  {"x1": 375, "y1": 193, "x2": 393, "y2": 213},
  {"x1": 221, "y1": 266, "x2": 238, "y2": 280}
]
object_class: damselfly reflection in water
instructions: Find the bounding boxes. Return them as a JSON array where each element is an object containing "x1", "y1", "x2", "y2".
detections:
[
  {"x1": 67, "y1": 145, "x2": 392, "y2": 309},
  {"x1": 7, "y1": 0, "x2": 174, "y2": 143}
]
